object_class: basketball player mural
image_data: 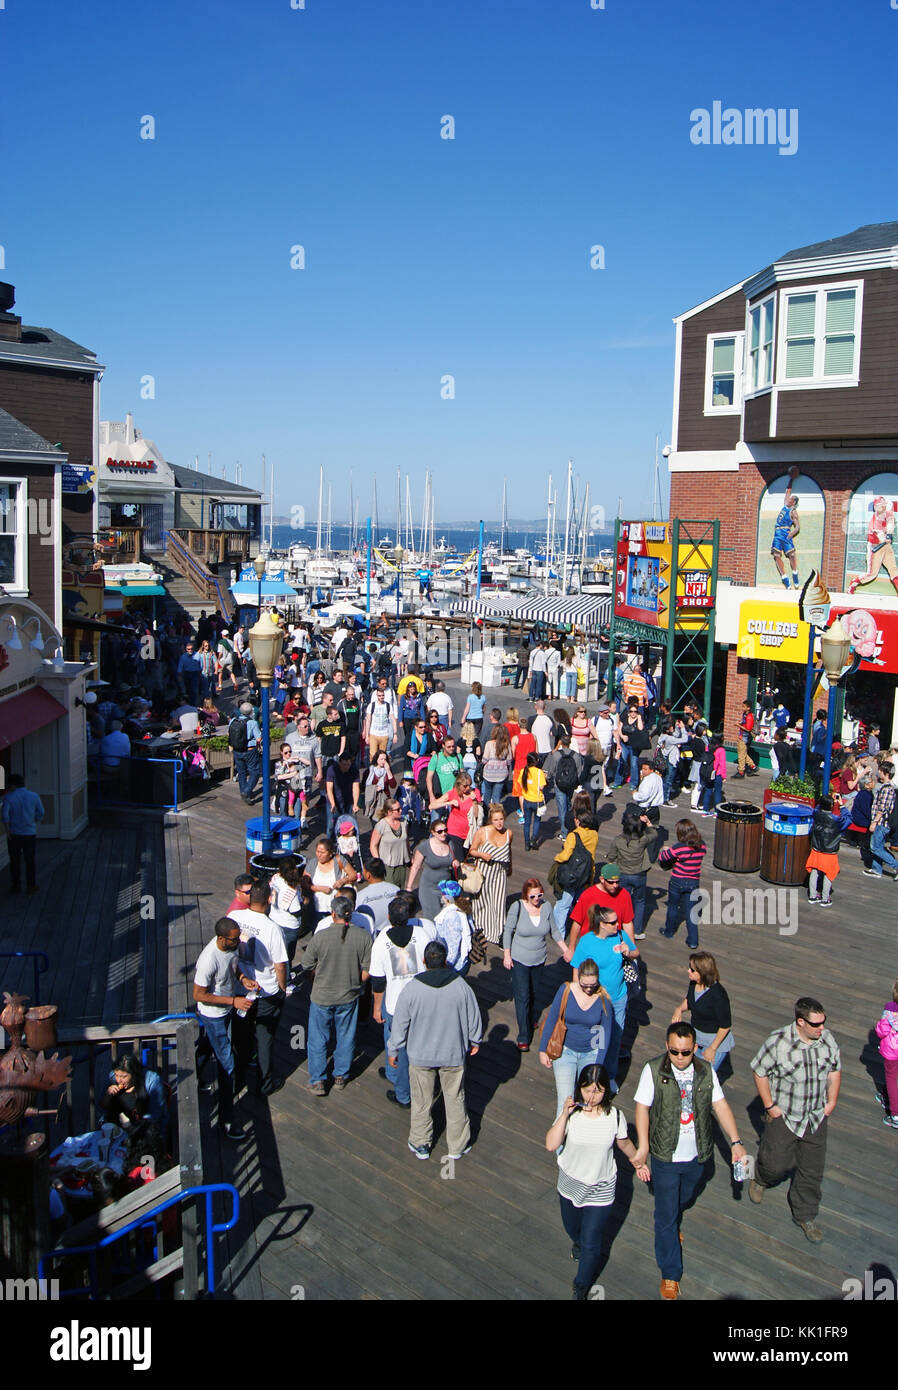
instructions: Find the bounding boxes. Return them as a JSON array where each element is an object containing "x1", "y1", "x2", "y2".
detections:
[
  {"x1": 848, "y1": 494, "x2": 898, "y2": 597},
  {"x1": 770, "y1": 466, "x2": 801, "y2": 589}
]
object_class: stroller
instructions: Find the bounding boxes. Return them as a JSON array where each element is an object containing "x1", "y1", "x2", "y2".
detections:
[
  {"x1": 399, "y1": 775, "x2": 429, "y2": 847},
  {"x1": 335, "y1": 815, "x2": 364, "y2": 882}
]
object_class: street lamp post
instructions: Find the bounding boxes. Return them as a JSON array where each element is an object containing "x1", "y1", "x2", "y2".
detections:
[
  {"x1": 248, "y1": 610, "x2": 285, "y2": 855},
  {"x1": 393, "y1": 544, "x2": 405, "y2": 622},
  {"x1": 253, "y1": 552, "x2": 266, "y2": 623},
  {"x1": 819, "y1": 617, "x2": 852, "y2": 796}
]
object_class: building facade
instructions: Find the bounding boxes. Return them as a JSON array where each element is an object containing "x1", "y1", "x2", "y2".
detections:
[{"x1": 668, "y1": 222, "x2": 898, "y2": 745}]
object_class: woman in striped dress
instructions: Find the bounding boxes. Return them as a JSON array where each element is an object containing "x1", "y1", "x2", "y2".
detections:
[{"x1": 467, "y1": 802, "x2": 513, "y2": 944}]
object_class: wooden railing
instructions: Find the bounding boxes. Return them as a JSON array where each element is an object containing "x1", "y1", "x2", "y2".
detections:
[
  {"x1": 164, "y1": 530, "x2": 235, "y2": 619},
  {"x1": 177, "y1": 528, "x2": 251, "y2": 566},
  {"x1": 96, "y1": 526, "x2": 142, "y2": 561}
]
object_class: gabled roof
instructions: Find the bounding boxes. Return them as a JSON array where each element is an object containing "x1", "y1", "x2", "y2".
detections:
[
  {"x1": 0, "y1": 406, "x2": 66, "y2": 460},
  {"x1": 0, "y1": 324, "x2": 103, "y2": 371},
  {"x1": 745, "y1": 221, "x2": 898, "y2": 298},
  {"x1": 777, "y1": 222, "x2": 898, "y2": 263},
  {"x1": 169, "y1": 462, "x2": 261, "y2": 499}
]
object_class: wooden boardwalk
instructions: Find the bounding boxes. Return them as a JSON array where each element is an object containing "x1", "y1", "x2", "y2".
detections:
[{"x1": 162, "y1": 719, "x2": 898, "y2": 1302}]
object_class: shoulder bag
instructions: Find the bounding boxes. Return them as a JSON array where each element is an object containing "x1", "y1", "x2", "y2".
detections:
[
  {"x1": 460, "y1": 859, "x2": 484, "y2": 895},
  {"x1": 617, "y1": 931, "x2": 642, "y2": 996},
  {"x1": 545, "y1": 983, "x2": 572, "y2": 1061}
]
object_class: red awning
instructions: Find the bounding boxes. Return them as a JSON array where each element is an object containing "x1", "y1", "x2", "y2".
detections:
[{"x1": 0, "y1": 687, "x2": 68, "y2": 750}]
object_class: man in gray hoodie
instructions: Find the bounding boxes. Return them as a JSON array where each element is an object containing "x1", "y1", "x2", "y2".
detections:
[{"x1": 388, "y1": 939, "x2": 482, "y2": 1161}]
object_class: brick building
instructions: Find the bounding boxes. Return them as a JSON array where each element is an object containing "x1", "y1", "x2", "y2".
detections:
[{"x1": 668, "y1": 222, "x2": 898, "y2": 746}]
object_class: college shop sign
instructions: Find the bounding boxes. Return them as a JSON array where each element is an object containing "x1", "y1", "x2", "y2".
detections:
[{"x1": 737, "y1": 601, "x2": 811, "y2": 663}]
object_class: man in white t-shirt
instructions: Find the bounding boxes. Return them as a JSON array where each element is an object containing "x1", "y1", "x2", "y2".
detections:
[
  {"x1": 193, "y1": 918, "x2": 257, "y2": 1140},
  {"x1": 228, "y1": 881, "x2": 289, "y2": 1098},
  {"x1": 633, "y1": 1022, "x2": 746, "y2": 1301},
  {"x1": 530, "y1": 700, "x2": 554, "y2": 761},
  {"x1": 426, "y1": 682, "x2": 453, "y2": 732},
  {"x1": 545, "y1": 643, "x2": 561, "y2": 699},
  {"x1": 356, "y1": 859, "x2": 400, "y2": 934},
  {"x1": 527, "y1": 642, "x2": 549, "y2": 701},
  {"x1": 370, "y1": 896, "x2": 437, "y2": 1108}
]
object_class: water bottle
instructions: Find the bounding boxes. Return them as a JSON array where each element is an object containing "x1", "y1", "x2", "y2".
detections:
[{"x1": 733, "y1": 1153, "x2": 756, "y2": 1182}]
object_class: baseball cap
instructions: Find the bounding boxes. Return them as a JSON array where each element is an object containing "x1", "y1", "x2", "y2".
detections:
[{"x1": 600, "y1": 862, "x2": 622, "y2": 880}]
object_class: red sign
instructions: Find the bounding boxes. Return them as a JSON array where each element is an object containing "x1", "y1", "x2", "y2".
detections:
[
  {"x1": 676, "y1": 569, "x2": 714, "y2": 609},
  {"x1": 106, "y1": 458, "x2": 157, "y2": 472},
  {"x1": 830, "y1": 605, "x2": 898, "y2": 676}
]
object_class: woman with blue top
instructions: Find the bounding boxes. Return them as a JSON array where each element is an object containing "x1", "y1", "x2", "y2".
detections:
[
  {"x1": 461, "y1": 681, "x2": 486, "y2": 738},
  {"x1": 103, "y1": 1052, "x2": 168, "y2": 1134},
  {"x1": 568, "y1": 902, "x2": 638, "y2": 1088},
  {"x1": 503, "y1": 877, "x2": 567, "y2": 1051},
  {"x1": 539, "y1": 959, "x2": 615, "y2": 1112},
  {"x1": 434, "y1": 880, "x2": 473, "y2": 975}
]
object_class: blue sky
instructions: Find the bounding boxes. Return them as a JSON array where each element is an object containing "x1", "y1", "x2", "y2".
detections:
[{"x1": 3, "y1": 0, "x2": 895, "y2": 524}]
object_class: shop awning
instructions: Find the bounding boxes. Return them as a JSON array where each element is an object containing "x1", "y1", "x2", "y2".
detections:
[
  {"x1": 231, "y1": 580, "x2": 300, "y2": 599},
  {"x1": 451, "y1": 592, "x2": 612, "y2": 631},
  {"x1": 106, "y1": 583, "x2": 166, "y2": 596},
  {"x1": 0, "y1": 687, "x2": 67, "y2": 750}
]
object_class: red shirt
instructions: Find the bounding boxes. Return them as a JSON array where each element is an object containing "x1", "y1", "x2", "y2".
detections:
[
  {"x1": 227, "y1": 894, "x2": 250, "y2": 915},
  {"x1": 568, "y1": 885, "x2": 634, "y2": 948},
  {"x1": 740, "y1": 711, "x2": 755, "y2": 737}
]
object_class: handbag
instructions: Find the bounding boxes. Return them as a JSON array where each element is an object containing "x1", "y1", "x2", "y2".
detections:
[
  {"x1": 617, "y1": 932, "x2": 643, "y2": 996},
  {"x1": 468, "y1": 922, "x2": 488, "y2": 965},
  {"x1": 460, "y1": 859, "x2": 484, "y2": 894},
  {"x1": 535, "y1": 798, "x2": 547, "y2": 819},
  {"x1": 545, "y1": 983, "x2": 572, "y2": 1061}
]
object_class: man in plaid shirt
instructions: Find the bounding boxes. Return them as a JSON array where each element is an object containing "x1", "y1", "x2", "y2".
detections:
[
  {"x1": 863, "y1": 761, "x2": 898, "y2": 879},
  {"x1": 748, "y1": 997, "x2": 841, "y2": 1243}
]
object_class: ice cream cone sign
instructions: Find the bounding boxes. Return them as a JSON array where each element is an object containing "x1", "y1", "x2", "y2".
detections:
[{"x1": 799, "y1": 570, "x2": 831, "y2": 630}]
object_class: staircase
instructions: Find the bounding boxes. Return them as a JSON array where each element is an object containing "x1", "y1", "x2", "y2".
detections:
[{"x1": 156, "y1": 531, "x2": 236, "y2": 624}]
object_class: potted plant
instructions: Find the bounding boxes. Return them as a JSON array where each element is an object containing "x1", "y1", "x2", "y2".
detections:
[{"x1": 763, "y1": 772, "x2": 818, "y2": 810}]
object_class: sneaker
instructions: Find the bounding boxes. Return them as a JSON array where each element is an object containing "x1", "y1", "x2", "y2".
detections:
[
  {"x1": 863, "y1": 868, "x2": 881, "y2": 877},
  {"x1": 408, "y1": 1141, "x2": 431, "y2": 1160},
  {"x1": 807, "y1": 895, "x2": 821, "y2": 904},
  {"x1": 793, "y1": 1218, "x2": 824, "y2": 1242},
  {"x1": 332, "y1": 1075, "x2": 348, "y2": 1091},
  {"x1": 874, "y1": 1089, "x2": 886, "y2": 1108},
  {"x1": 633, "y1": 931, "x2": 646, "y2": 940},
  {"x1": 308, "y1": 1081, "x2": 327, "y2": 1097},
  {"x1": 603, "y1": 788, "x2": 614, "y2": 797},
  {"x1": 748, "y1": 1179, "x2": 765, "y2": 1204},
  {"x1": 446, "y1": 1144, "x2": 472, "y2": 1160},
  {"x1": 517, "y1": 810, "x2": 525, "y2": 823},
  {"x1": 819, "y1": 899, "x2": 832, "y2": 908},
  {"x1": 884, "y1": 1114, "x2": 898, "y2": 1129},
  {"x1": 659, "y1": 1279, "x2": 680, "y2": 1300}
]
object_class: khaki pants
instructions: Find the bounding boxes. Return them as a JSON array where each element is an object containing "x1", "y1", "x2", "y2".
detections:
[
  {"x1": 737, "y1": 738, "x2": 756, "y2": 773},
  {"x1": 368, "y1": 733, "x2": 390, "y2": 758},
  {"x1": 409, "y1": 1064, "x2": 470, "y2": 1155}
]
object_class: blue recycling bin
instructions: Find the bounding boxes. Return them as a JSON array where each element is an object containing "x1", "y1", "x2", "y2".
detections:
[
  {"x1": 761, "y1": 801, "x2": 815, "y2": 886},
  {"x1": 244, "y1": 817, "x2": 302, "y2": 872}
]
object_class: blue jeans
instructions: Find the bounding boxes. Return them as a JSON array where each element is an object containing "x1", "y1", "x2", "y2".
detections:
[
  {"x1": 614, "y1": 747, "x2": 639, "y2": 788},
  {"x1": 555, "y1": 788, "x2": 571, "y2": 836},
  {"x1": 196, "y1": 1011, "x2": 234, "y2": 1125},
  {"x1": 552, "y1": 1041, "x2": 610, "y2": 1114},
  {"x1": 233, "y1": 749, "x2": 262, "y2": 799},
  {"x1": 870, "y1": 824, "x2": 898, "y2": 877},
  {"x1": 663, "y1": 877, "x2": 700, "y2": 947},
  {"x1": 559, "y1": 1195, "x2": 612, "y2": 1293},
  {"x1": 382, "y1": 1008, "x2": 410, "y2": 1104},
  {"x1": 662, "y1": 763, "x2": 678, "y2": 802},
  {"x1": 523, "y1": 801, "x2": 541, "y2": 847},
  {"x1": 307, "y1": 999, "x2": 360, "y2": 1085},
  {"x1": 553, "y1": 890, "x2": 574, "y2": 935},
  {"x1": 529, "y1": 671, "x2": 546, "y2": 701},
  {"x1": 481, "y1": 779, "x2": 506, "y2": 807},
  {"x1": 562, "y1": 671, "x2": 578, "y2": 700},
  {"x1": 605, "y1": 992, "x2": 627, "y2": 1085},
  {"x1": 511, "y1": 960, "x2": 544, "y2": 1045},
  {"x1": 619, "y1": 872, "x2": 647, "y2": 936},
  {"x1": 651, "y1": 1155, "x2": 706, "y2": 1281},
  {"x1": 701, "y1": 775, "x2": 723, "y2": 812}
]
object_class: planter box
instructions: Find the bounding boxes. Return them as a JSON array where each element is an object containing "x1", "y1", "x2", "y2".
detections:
[{"x1": 763, "y1": 788, "x2": 815, "y2": 810}]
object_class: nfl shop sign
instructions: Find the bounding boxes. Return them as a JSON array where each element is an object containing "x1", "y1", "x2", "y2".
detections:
[
  {"x1": 676, "y1": 570, "x2": 714, "y2": 609},
  {"x1": 737, "y1": 601, "x2": 811, "y2": 663}
]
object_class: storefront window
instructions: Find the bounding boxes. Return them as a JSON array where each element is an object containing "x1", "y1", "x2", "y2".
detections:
[
  {"x1": 844, "y1": 471, "x2": 898, "y2": 599},
  {"x1": 755, "y1": 474, "x2": 825, "y2": 588}
]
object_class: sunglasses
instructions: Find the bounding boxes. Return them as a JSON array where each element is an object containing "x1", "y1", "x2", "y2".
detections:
[
  {"x1": 433, "y1": 828, "x2": 448, "y2": 835},
  {"x1": 799, "y1": 1017, "x2": 826, "y2": 1027},
  {"x1": 668, "y1": 1047, "x2": 694, "y2": 1057}
]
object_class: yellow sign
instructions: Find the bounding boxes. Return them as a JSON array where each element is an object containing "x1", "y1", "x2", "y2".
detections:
[
  {"x1": 737, "y1": 601, "x2": 811, "y2": 663},
  {"x1": 674, "y1": 539, "x2": 716, "y2": 632}
]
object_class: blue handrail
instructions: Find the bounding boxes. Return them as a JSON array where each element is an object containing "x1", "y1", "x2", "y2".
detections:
[
  {"x1": 0, "y1": 950, "x2": 49, "y2": 1005},
  {"x1": 88, "y1": 753, "x2": 182, "y2": 812},
  {"x1": 40, "y1": 1182, "x2": 240, "y2": 1299}
]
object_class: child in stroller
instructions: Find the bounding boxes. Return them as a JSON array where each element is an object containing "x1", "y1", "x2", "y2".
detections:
[
  {"x1": 399, "y1": 769, "x2": 428, "y2": 846},
  {"x1": 335, "y1": 815, "x2": 364, "y2": 881}
]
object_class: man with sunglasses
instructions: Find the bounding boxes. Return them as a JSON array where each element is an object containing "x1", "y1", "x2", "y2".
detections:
[
  {"x1": 193, "y1": 918, "x2": 257, "y2": 1141},
  {"x1": 633, "y1": 1022, "x2": 746, "y2": 1300},
  {"x1": 749, "y1": 998, "x2": 840, "y2": 1243}
]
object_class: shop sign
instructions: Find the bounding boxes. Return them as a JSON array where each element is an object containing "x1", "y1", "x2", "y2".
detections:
[
  {"x1": 61, "y1": 463, "x2": 96, "y2": 494},
  {"x1": 676, "y1": 569, "x2": 714, "y2": 609},
  {"x1": 105, "y1": 458, "x2": 157, "y2": 472},
  {"x1": 614, "y1": 521, "x2": 672, "y2": 630},
  {"x1": 830, "y1": 605, "x2": 898, "y2": 677},
  {"x1": 737, "y1": 601, "x2": 811, "y2": 663}
]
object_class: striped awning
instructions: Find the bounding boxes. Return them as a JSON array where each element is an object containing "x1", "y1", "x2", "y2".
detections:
[{"x1": 451, "y1": 592, "x2": 611, "y2": 631}]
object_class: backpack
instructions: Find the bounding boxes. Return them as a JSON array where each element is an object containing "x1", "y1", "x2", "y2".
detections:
[
  {"x1": 228, "y1": 716, "x2": 248, "y2": 753},
  {"x1": 555, "y1": 751, "x2": 579, "y2": 796},
  {"x1": 699, "y1": 749, "x2": 716, "y2": 787},
  {"x1": 556, "y1": 836, "x2": 594, "y2": 895},
  {"x1": 403, "y1": 691, "x2": 421, "y2": 718}
]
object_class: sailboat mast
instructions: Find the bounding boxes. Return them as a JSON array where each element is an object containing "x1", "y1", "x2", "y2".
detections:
[
  {"x1": 269, "y1": 459, "x2": 275, "y2": 549},
  {"x1": 316, "y1": 466, "x2": 323, "y2": 555},
  {"x1": 545, "y1": 474, "x2": 553, "y2": 597},
  {"x1": 562, "y1": 459, "x2": 572, "y2": 597},
  {"x1": 501, "y1": 477, "x2": 508, "y2": 555},
  {"x1": 327, "y1": 486, "x2": 332, "y2": 552}
]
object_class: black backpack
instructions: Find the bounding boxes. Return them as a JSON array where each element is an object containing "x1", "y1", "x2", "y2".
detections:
[
  {"x1": 555, "y1": 751, "x2": 580, "y2": 796},
  {"x1": 556, "y1": 836, "x2": 594, "y2": 895},
  {"x1": 228, "y1": 716, "x2": 248, "y2": 753},
  {"x1": 699, "y1": 748, "x2": 715, "y2": 786}
]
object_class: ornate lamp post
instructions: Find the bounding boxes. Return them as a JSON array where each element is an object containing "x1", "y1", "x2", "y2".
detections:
[
  {"x1": 819, "y1": 616, "x2": 852, "y2": 795},
  {"x1": 248, "y1": 610, "x2": 285, "y2": 854},
  {"x1": 252, "y1": 552, "x2": 266, "y2": 623},
  {"x1": 392, "y1": 544, "x2": 405, "y2": 621}
]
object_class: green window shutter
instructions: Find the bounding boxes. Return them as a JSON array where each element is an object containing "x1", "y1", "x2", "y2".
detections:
[
  {"x1": 824, "y1": 335, "x2": 855, "y2": 375},
  {"x1": 786, "y1": 294, "x2": 816, "y2": 337},
  {"x1": 825, "y1": 289, "x2": 856, "y2": 334}
]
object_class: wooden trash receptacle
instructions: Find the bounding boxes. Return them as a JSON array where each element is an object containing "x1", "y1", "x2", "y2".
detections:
[
  {"x1": 713, "y1": 802, "x2": 763, "y2": 873},
  {"x1": 24, "y1": 1004, "x2": 58, "y2": 1053},
  {"x1": 761, "y1": 802, "x2": 815, "y2": 885}
]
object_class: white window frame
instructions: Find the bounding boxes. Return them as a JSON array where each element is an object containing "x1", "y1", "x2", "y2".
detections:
[
  {"x1": 0, "y1": 476, "x2": 28, "y2": 597},
  {"x1": 744, "y1": 293, "x2": 776, "y2": 397},
  {"x1": 704, "y1": 331, "x2": 744, "y2": 415},
  {"x1": 775, "y1": 278, "x2": 863, "y2": 390}
]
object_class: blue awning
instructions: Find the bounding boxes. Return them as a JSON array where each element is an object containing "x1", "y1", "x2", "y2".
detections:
[{"x1": 231, "y1": 580, "x2": 300, "y2": 599}]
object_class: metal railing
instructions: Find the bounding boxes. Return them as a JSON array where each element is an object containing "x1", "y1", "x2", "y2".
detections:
[
  {"x1": 164, "y1": 529, "x2": 234, "y2": 617},
  {"x1": 39, "y1": 1183, "x2": 239, "y2": 1299},
  {"x1": 0, "y1": 950, "x2": 49, "y2": 1005}
]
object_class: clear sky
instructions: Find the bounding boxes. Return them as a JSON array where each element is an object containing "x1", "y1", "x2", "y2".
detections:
[{"x1": 3, "y1": 0, "x2": 895, "y2": 525}]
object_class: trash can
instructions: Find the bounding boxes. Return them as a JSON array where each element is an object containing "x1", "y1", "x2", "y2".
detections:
[
  {"x1": 248, "y1": 850, "x2": 306, "y2": 880},
  {"x1": 761, "y1": 801, "x2": 815, "y2": 886},
  {"x1": 245, "y1": 817, "x2": 302, "y2": 873},
  {"x1": 713, "y1": 801, "x2": 763, "y2": 873}
]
